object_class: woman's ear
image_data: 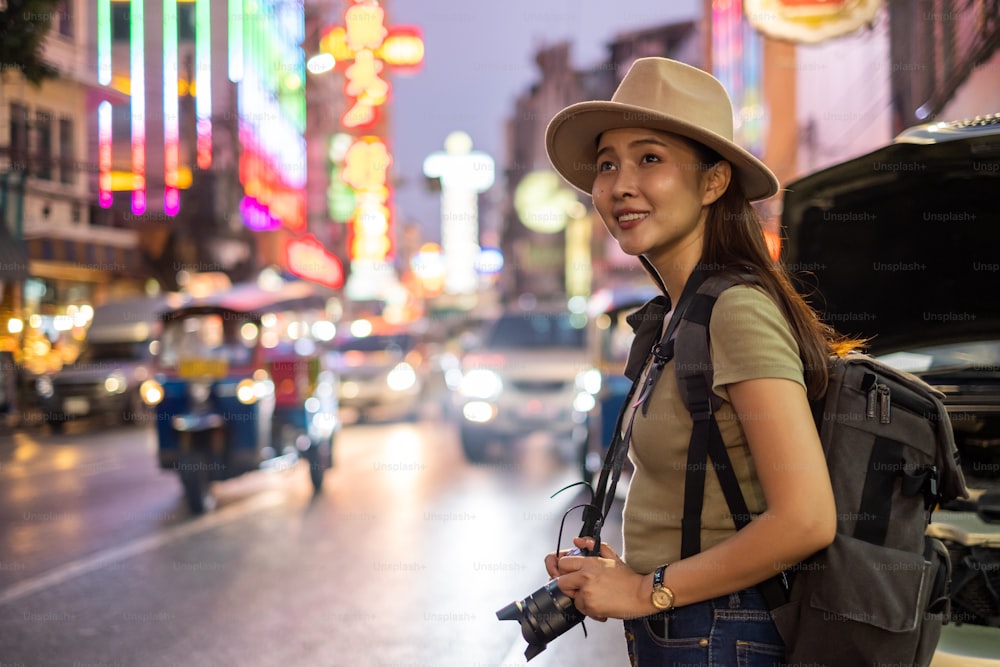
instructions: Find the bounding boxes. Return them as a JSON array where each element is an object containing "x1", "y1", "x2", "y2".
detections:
[{"x1": 701, "y1": 160, "x2": 732, "y2": 206}]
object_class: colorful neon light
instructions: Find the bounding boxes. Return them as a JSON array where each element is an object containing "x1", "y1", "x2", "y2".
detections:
[
  {"x1": 163, "y1": 0, "x2": 180, "y2": 215},
  {"x1": 342, "y1": 137, "x2": 393, "y2": 263},
  {"x1": 712, "y1": 0, "x2": 764, "y2": 156},
  {"x1": 98, "y1": 101, "x2": 112, "y2": 208},
  {"x1": 236, "y1": 0, "x2": 308, "y2": 233},
  {"x1": 343, "y1": 49, "x2": 389, "y2": 129},
  {"x1": 327, "y1": 133, "x2": 355, "y2": 222},
  {"x1": 319, "y1": 27, "x2": 424, "y2": 71},
  {"x1": 240, "y1": 196, "x2": 282, "y2": 232},
  {"x1": 327, "y1": 0, "x2": 424, "y2": 283},
  {"x1": 345, "y1": 3, "x2": 387, "y2": 50},
  {"x1": 97, "y1": 0, "x2": 111, "y2": 85},
  {"x1": 342, "y1": 138, "x2": 390, "y2": 194},
  {"x1": 380, "y1": 29, "x2": 425, "y2": 74},
  {"x1": 195, "y1": 0, "x2": 212, "y2": 169},
  {"x1": 130, "y1": 0, "x2": 146, "y2": 215},
  {"x1": 286, "y1": 234, "x2": 345, "y2": 290}
]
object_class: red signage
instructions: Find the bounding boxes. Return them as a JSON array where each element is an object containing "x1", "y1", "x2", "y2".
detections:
[{"x1": 286, "y1": 234, "x2": 345, "y2": 289}]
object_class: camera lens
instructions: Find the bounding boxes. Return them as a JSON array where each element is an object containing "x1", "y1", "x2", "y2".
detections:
[{"x1": 496, "y1": 579, "x2": 585, "y2": 661}]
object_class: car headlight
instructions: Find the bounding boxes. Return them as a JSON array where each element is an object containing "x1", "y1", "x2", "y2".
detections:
[
  {"x1": 236, "y1": 378, "x2": 257, "y2": 404},
  {"x1": 36, "y1": 376, "x2": 54, "y2": 398},
  {"x1": 573, "y1": 391, "x2": 597, "y2": 413},
  {"x1": 576, "y1": 368, "x2": 602, "y2": 395},
  {"x1": 386, "y1": 362, "x2": 417, "y2": 392},
  {"x1": 140, "y1": 379, "x2": 164, "y2": 406},
  {"x1": 104, "y1": 371, "x2": 126, "y2": 394},
  {"x1": 459, "y1": 369, "x2": 503, "y2": 400}
]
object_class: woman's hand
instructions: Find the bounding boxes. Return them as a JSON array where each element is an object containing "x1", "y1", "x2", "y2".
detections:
[{"x1": 546, "y1": 537, "x2": 649, "y2": 621}]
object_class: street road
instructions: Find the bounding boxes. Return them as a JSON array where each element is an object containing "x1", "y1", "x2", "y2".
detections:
[{"x1": 0, "y1": 414, "x2": 627, "y2": 667}]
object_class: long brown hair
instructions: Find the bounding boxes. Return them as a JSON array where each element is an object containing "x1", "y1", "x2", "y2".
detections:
[{"x1": 691, "y1": 144, "x2": 862, "y2": 399}]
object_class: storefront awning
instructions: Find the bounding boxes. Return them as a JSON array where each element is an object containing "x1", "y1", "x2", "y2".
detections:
[{"x1": 0, "y1": 223, "x2": 30, "y2": 280}]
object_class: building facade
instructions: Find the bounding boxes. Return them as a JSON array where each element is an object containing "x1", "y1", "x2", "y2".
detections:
[
  {"x1": 1, "y1": 0, "x2": 141, "y2": 376},
  {"x1": 1, "y1": 0, "x2": 314, "y2": 378}
]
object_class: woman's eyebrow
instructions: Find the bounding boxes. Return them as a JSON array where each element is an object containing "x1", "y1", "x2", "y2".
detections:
[{"x1": 596, "y1": 136, "x2": 672, "y2": 159}]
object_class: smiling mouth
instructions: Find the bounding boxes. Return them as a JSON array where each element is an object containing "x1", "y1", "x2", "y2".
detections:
[{"x1": 617, "y1": 212, "x2": 648, "y2": 226}]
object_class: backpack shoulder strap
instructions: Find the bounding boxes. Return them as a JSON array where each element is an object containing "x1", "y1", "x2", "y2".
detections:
[
  {"x1": 674, "y1": 272, "x2": 790, "y2": 607},
  {"x1": 674, "y1": 273, "x2": 754, "y2": 558}
]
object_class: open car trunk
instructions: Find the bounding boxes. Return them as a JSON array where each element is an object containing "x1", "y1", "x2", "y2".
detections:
[{"x1": 781, "y1": 116, "x2": 1000, "y2": 354}]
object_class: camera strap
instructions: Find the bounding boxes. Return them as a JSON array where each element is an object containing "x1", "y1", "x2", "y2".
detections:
[{"x1": 583, "y1": 269, "x2": 709, "y2": 545}]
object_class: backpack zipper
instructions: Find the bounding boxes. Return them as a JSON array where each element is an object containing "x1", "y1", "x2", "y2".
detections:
[
  {"x1": 878, "y1": 384, "x2": 891, "y2": 423},
  {"x1": 862, "y1": 372, "x2": 892, "y2": 423}
]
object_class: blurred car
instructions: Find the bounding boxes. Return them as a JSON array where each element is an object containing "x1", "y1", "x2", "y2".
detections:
[
  {"x1": 780, "y1": 112, "x2": 1000, "y2": 662},
  {"x1": 35, "y1": 294, "x2": 176, "y2": 431},
  {"x1": 330, "y1": 322, "x2": 430, "y2": 423},
  {"x1": 452, "y1": 307, "x2": 589, "y2": 462}
]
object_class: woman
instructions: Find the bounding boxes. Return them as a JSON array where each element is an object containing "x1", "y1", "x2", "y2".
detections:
[{"x1": 543, "y1": 58, "x2": 853, "y2": 665}]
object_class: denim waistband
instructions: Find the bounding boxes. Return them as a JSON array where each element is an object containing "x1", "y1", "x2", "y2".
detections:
[{"x1": 644, "y1": 585, "x2": 773, "y2": 638}]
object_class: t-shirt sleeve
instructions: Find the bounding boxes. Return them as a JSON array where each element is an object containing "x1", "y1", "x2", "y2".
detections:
[{"x1": 709, "y1": 285, "x2": 805, "y2": 399}]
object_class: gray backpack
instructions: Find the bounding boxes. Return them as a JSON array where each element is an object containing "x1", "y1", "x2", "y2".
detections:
[{"x1": 625, "y1": 271, "x2": 970, "y2": 666}]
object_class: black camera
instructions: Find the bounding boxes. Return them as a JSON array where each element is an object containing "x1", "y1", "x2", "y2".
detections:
[
  {"x1": 496, "y1": 489, "x2": 605, "y2": 661},
  {"x1": 495, "y1": 544, "x2": 597, "y2": 661}
]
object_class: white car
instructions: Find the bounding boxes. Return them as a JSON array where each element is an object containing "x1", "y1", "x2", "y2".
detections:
[
  {"x1": 331, "y1": 330, "x2": 428, "y2": 423},
  {"x1": 453, "y1": 308, "x2": 590, "y2": 462}
]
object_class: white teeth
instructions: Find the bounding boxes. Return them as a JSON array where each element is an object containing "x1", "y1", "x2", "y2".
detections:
[{"x1": 617, "y1": 212, "x2": 646, "y2": 223}]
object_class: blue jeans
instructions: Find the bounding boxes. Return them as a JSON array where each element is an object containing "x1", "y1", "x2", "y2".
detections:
[{"x1": 623, "y1": 587, "x2": 786, "y2": 667}]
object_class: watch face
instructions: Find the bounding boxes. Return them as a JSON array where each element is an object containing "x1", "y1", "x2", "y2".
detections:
[{"x1": 652, "y1": 588, "x2": 674, "y2": 610}]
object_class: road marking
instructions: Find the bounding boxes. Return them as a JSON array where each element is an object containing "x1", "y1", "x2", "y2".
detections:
[{"x1": 0, "y1": 490, "x2": 287, "y2": 607}]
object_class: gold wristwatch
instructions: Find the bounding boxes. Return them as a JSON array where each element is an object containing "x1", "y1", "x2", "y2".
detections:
[{"x1": 651, "y1": 565, "x2": 676, "y2": 611}]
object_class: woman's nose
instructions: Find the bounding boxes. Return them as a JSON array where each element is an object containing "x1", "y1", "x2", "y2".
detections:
[{"x1": 610, "y1": 165, "x2": 637, "y2": 198}]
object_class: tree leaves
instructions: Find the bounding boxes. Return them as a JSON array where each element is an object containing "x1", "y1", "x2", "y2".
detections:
[{"x1": 0, "y1": 0, "x2": 63, "y2": 86}]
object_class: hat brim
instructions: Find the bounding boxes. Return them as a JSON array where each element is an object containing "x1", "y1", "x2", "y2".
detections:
[{"x1": 545, "y1": 100, "x2": 779, "y2": 202}]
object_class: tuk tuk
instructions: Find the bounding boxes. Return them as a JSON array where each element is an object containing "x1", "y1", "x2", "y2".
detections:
[
  {"x1": 141, "y1": 278, "x2": 340, "y2": 513},
  {"x1": 574, "y1": 284, "x2": 658, "y2": 485}
]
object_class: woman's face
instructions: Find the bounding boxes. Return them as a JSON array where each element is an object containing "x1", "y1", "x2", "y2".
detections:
[{"x1": 591, "y1": 128, "x2": 722, "y2": 268}]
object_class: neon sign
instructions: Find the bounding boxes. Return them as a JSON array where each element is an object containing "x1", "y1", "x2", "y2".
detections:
[
  {"x1": 319, "y1": 3, "x2": 423, "y2": 131},
  {"x1": 130, "y1": 0, "x2": 146, "y2": 215},
  {"x1": 194, "y1": 0, "x2": 212, "y2": 169},
  {"x1": 322, "y1": 0, "x2": 424, "y2": 299},
  {"x1": 233, "y1": 0, "x2": 307, "y2": 233},
  {"x1": 286, "y1": 234, "x2": 345, "y2": 290},
  {"x1": 163, "y1": 0, "x2": 180, "y2": 216},
  {"x1": 98, "y1": 101, "x2": 112, "y2": 208}
]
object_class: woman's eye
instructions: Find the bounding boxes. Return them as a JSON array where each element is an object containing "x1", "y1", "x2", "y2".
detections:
[
  {"x1": 597, "y1": 160, "x2": 616, "y2": 172},
  {"x1": 641, "y1": 153, "x2": 661, "y2": 163}
]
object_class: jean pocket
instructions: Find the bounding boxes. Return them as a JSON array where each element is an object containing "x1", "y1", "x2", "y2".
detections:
[
  {"x1": 642, "y1": 617, "x2": 708, "y2": 647},
  {"x1": 736, "y1": 640, "x2": 786, "y2": 667}
]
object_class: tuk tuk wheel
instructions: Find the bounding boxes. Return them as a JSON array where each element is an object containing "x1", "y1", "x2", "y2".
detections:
[{"x1": 179, "y1": 451, "x2": 215, "y2": 514}]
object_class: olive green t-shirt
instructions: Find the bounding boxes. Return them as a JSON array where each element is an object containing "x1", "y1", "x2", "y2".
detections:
[{"x1": 622, "y1": 285, "x2": 806, "y2": 575}]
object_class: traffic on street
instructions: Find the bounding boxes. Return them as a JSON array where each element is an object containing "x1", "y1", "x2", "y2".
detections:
[{"x1": 0, "y1": 409, "x2": 625, "y2": 666}]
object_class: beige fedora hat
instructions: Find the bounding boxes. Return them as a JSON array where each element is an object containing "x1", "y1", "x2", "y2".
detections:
[{"x1": 545, "y1": 57, "x2": 779, "y2": 201}]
